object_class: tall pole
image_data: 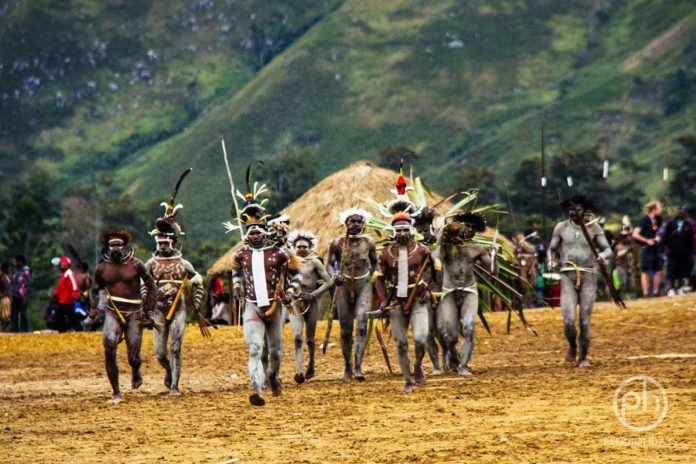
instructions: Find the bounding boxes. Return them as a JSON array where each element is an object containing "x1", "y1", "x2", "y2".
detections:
[
  {"x1": 540, "y1": 124, "x2": 547, "y2": 244},
  {"x1": 221, "y1": 137, "x2": 244, "y2": 242}
]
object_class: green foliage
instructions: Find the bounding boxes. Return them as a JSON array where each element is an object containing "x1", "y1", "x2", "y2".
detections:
[
  {"x1": 257, "y1": 139, "x2": 319, "y2": 212},
  {"x1": 663, "y1": 67, "x2": 696, "y2": 116},
  {"x1": 669, "y1": 134, "x2": 696, "y2": 204}
]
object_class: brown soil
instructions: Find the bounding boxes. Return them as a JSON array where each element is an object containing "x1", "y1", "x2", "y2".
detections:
[{"x1": 1, "y1": 295, "x2": 695, "y2": 463}]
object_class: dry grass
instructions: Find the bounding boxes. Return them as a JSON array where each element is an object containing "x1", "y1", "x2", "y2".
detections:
[{"x1": 208, "y1": 161, "x2": 453, "y2": 274}]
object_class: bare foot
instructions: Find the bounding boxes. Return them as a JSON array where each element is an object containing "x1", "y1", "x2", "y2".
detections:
[
  {"x1": 402, "y1": 382, "x2": 414, "y2": 394},
  {"x1": 304, "y1": 367, "x2": 315, "y2": 380},
  {"x1": 431, "y1": 368, "x2": 443, "y2": 376},
  {"x1": 107, "y1": 393, "x2": 122, "y2": 404},
  {"x1": 353, "y1": 368, "x2": 366, "y2": 382},
  {"x1": 342, "y1": 370, "x2": 353, "y2": 382},
  {"x1": 565, "y1": 348, "x2": 577, "y2": 364},
  {"x1": 169, "y1": 388, "x2": 182, "y2": 396},
  {"x1": 414, "y1": 366, "x2": 426, "y2": 385},
  {"x1": 249, "y1": 393, "x2": 265, "y2": 406},
  {"x1": 269, "y1": 374, "x2": 282, "y2": 397},
  {"x1": 132, "y1": 371, "x2": 143, "y2": 389},
  {"x1": 294, "y1": 373, "x2": 305, "y2": 384},
  {"x1": 457, "y1": 366, "x2": 473, "y2": 377},
  {"x1": 577, "y1": 359, "x2": 592, "y2": 368}
]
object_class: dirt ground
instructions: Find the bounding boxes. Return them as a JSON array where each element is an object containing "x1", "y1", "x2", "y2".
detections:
[{"x1": 1, "y1": 295, "x2": 695, "y2": 463}]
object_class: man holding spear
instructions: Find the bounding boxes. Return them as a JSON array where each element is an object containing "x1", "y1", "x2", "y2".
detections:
[
  {"x1": 373, "y1": 211, "x2": 432, "y2": 393},
  {"x1": 547, "y1": 195, "x2": 614, "y2": 368},
  {"x1": 326, "y1": 208, "x2": 377, "y2": 382},
  {"x1": 144, "y1": 169, "x2": 207, "y2": 396}
]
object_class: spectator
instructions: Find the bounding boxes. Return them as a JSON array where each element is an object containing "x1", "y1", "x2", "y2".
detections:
[
  {"x1": 0, "y1": 263, "x2": 11, "y2": 330},
  {"x1": 11, "y1": 254, "x2": 31, "y2": 332},
  {"x1": 632, "y1": 201, "x2": 663, "y2": 297},
  {"x1": 612, "y1": 225, "x2": 634, "y2": 300},
  {"x1": 207, "y1": 273, "x2": 230, "y2": 325},
  {"x1": 51, "y1": 257, "x2": 82, "y2": 332},
  {"x1": 664, "y1": 207, "x2": 693, "y2": 295}
]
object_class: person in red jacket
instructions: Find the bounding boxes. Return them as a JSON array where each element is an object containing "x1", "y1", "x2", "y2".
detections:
[{"x1": 52, "y1": 256, "x2": 82, "y2": 332}]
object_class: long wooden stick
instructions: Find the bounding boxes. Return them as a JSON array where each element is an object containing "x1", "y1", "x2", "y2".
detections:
[
  {"x1": 104, "y1": 289, "x2": 127, "y2": 325},
  {"x1": 571, "y1": 203, "x2": 626, "y2": 309},
  {"x1": 374, "y1": 320, "x2": 394, "y2": 374},
  {"x1": 166, "y1": 275, "x2": 189, "y2": 321},
  {"x1": 322, "y1": 228, "x2": 351, "y2": 354},
  {"x1": 221, "y1": 138, "x2": 244, "y2": 242},
  {"x1": 403, "y1": 256, "x2": 430, "y2": 313}
]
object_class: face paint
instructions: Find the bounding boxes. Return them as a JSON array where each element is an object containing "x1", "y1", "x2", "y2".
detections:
[
  {"x1": 294, "y1": 240, "x2": 311, "y2": 257},
  {"x1": 392, "y1": 222, "x2": 412, "y2": 245},
  {"x1": 108, "y1": 239, "x2": 125, "y2": 263},
  {"x1": 247, "y1": 228, "x2": 265, "y2": 248}
]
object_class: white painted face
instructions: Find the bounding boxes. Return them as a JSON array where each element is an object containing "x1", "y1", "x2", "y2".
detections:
[{"x1": 294, "y1": 239, "x2": 311, "y2": 257}]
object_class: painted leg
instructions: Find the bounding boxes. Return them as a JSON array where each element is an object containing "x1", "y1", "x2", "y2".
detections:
[
  {"x1": 353, "y1": 280, "x2": 372, "y2": 381},
  {"x1": 337, "y1": 287, "x2": 354, "y2": 381},
  {"x1": 457, "y1": 293, "x2": 477, "y2": 376},
  {"x1": 168, "y1": 308, "x2": 187, "y2": 394},
  {"x1": 436, "y1": 293, "x2": 460, "y2": 371},
  {"x1": 425, "y1": 304, "x2": 441, "y2": 374},
  {"x1": 103, "y1": 312, "x2": 122, "y2": 403},
  {"x1": 304, "y1": 300, "x2": 319, "y2": 380},
  {"x1": 243, "y1": 303, "x2": 266, "y2": 406},
  {"x1": 411, "y1": 301, "x2": 429, "y2": 385},
  {"x1": 125, "y1": 314, "x2": 144, "y2": 389},
  {"x1": 560, "y1": 273, "x2": 579, "y2": 363},
  {"x1": 578, "y1": 274, "x2": 597, "y2": 368},
  {"x1": 389, "y1": 307, "x2": 413, "y2": 392},
  {"x1": 152, "y1": 310, "x2": 171, "y2": 389},
  {"x1": 266, "y1": 308, "x2": 284, "y2": 397},
  {"x1": 289, "y1": 306, "x2": 305, "y2": 384}
]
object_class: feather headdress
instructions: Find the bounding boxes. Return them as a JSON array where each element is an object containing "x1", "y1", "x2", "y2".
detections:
[
  {"x1": 287, "y1": 229, "x2": 317, "y2": 249},
  {"x1": 150, "y1": 168, "x2": 192, "y2": 237},
  {"x1": 235, "y1": 163, "x2": 270, "y2": 225},
  {"x1": 339, "y1": 207, "x2": 373, "y2": 225}
]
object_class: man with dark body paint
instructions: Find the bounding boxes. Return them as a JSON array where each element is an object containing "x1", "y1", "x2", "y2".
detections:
[
  {"x1": 90, "y1": 231, "x2": 157, "y2": 404},
  {"x1": 327, "y1": 208, "x2": 378, "y2": 382},
  {"x1": 374, "y1": 212, "x2": 432, "y2": 392},
  {"x1": 547, "y1": 196, "x2": 613, "y2": 368},
  {"x1": 436, "y1": 212, "x2": 492, "y2": 376},
  {"x1": 287, "y1": 230, "x2": 334, "y2": 384}
]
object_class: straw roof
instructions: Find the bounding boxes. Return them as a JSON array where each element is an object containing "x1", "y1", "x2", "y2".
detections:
[{"x1": 207, "y1": 160, "x2": 506, "y2": 275}]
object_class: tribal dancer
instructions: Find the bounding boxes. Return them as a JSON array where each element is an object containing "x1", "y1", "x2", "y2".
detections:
[
  {"x1": 547, "y1": 196, "x2": 612, "y2": 367},
  {"x1": 230, "y1": 183, "x2": 302, "y2": 406},
  {"x1": 327, "y1": 208, "x2": 377, "y2": 381},
  {"x1": 90, "y1": 231, "x2": 157, "y2": 404},
  {"x1": 374, "y1": 211, "x2": 432, "y2": 392},
  {"x1": 413, "y1": 206, "x2": 444, "y2": 375},
  {"x1": 144, "y1": 170, "x2": 205, "y2": 396},
  {"x1": 288, "y1": 230, "x2": 334, "y2": 383},
  {"x1": 436, "y1": 212, "x2": 491, "y2": 376}
]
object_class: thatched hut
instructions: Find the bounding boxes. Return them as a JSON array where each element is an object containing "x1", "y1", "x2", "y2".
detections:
[{"x1": 207, "y1": 160, "x2": 504, "y2": 275}]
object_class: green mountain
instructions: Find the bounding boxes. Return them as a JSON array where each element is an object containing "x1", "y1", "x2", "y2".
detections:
[{"x1": 3, "y1": 0, "x2": 696, "y2": 242}]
